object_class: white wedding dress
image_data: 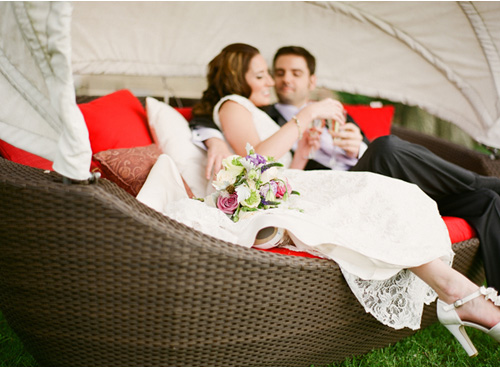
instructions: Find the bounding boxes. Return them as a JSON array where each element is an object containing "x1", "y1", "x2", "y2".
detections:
[{"x1": 145, "y1": 94, "x2": 454, "y2": 330}]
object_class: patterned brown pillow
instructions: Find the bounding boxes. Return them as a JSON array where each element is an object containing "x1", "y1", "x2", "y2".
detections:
[{"x1": 93, "y1": 144, "x2": 162, "y2": 196}]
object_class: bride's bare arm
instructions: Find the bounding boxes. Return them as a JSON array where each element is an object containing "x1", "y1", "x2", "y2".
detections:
[
  {"x1": 219, "y1": 98, "x2": 345, "y2": 163},
  {"x1": 219, "y1": 101, "x2": 312, "y2": 159}
]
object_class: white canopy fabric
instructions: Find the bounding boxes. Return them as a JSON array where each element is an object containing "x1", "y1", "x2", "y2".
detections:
[
  {"x1": 0, "y1": 1, "x2": 92, "y2": 180},
  {"x1": 1, "y1": 1, "x2": 500, "y2": 181},
  {"x1": 71, "y1": 1, "x2": 500, "y2": 148}
]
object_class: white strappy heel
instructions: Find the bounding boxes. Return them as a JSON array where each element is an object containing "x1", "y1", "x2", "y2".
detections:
[{"x1": 437, "y1": 286, "x2": 500, "y2": 357}]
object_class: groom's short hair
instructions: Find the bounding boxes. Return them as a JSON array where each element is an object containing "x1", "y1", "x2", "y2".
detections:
[{"x1": 273, "y1": 46, "x2": 316, "y2": 75}]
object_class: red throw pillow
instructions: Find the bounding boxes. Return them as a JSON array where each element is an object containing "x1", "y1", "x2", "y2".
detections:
[
  {"x1": 0, "y1": 139, "x2": 53, "y2": 170},
  {"x1": 344, "y1": 104, "x2": 394, "y2": 141},
  {"x1": 79, "y1": 89, "x2": 152, "y2": 154},
  {"x1": 93, "y1": 144, "x2": 162, "y2": 196},
  {"x1": 174, "y1": 107, "x2": 193, "y2": 121},
  {"x1": 93, "y1": 144, "x2": 195, "y2": 198}
]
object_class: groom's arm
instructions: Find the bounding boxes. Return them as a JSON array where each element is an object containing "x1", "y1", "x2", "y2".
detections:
[{"x1": 188, "y1": 114, "x2": 220, "y2": 131}]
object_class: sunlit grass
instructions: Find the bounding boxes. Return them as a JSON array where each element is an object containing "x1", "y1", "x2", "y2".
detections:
[{"x1": 332, "y1": 323, "x2": 500, "y2": 367}]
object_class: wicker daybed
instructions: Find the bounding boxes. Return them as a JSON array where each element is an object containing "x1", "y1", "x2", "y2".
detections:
[{"x1": 0, "y1": 93, "x2": 494, "y2": 366}]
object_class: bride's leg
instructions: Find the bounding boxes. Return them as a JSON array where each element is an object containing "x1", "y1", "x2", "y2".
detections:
[{"x1": 410, "y1": 259, "x2": 500, "y2": 328}]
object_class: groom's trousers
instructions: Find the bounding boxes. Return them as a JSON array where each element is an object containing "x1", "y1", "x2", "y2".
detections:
[{"x1": 350, "y1": 135, "x2": 500, "y2": 291}]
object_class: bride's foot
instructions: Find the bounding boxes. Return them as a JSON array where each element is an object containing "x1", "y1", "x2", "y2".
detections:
[
  {"x1": 455, "y1": 287, "x2": 500, "y2": 328},
  {"x1": 437, "y1": 286, "x2": 500, "y2": 357}
]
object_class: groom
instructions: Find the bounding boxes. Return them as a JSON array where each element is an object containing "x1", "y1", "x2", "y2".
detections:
[{"x1": 189, "y1": 45, "x2": 500, "y2": 291}]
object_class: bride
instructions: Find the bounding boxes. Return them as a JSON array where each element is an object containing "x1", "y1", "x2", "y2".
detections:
[{"x1": 151, "y1": 43, "x2": 500, "y2": 356}]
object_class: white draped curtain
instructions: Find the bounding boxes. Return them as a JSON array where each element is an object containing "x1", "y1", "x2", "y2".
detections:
[{"x1": 0, "y1": 1, "x2": 91, "y2": 180}]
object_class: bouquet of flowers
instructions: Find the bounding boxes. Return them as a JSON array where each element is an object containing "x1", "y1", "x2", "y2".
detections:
[{"x1": 210, "y1": 144, "x2": 299, "y2": 222}]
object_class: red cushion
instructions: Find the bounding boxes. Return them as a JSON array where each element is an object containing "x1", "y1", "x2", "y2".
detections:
[
  {"x1": 0, "y1": 139, "x2": 53, "y2": 170},
  {"x1": 78, "y1": 89, "x2": 152, "y2": 154},
  {"x1": 171, "y1": 105, "x2": 392, "y2": 142},
  {"x1": 264, "y1": 247, "x2": 320, "y2": 258},
  {"x1": 344, "y1": 104, "x2": 394, "y2": 141},
  {"x1": 174, "y1": 107, "x2": 193, "y2": 121},
  {"x1": 442, "y1": 216, "x2": 476, "y2": 243},
  {"x1": 258, "y1": 216, "x2": 476, "y2": 259}
]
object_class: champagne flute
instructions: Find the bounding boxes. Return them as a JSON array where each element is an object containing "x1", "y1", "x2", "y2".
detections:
[
  {"x1": 327, "y1": 108, "x2": 347, "y2": 143},
  {"x1": 326, "y1": 119, "x2": 338, "y2": 167},
  {"x1": 308, "y1": 119, "x2": 323, "y2": 159},
  {"x1": 327, "y1": 119, "x2": 340, "y2": 143},
  {"x1": 327, "y1": 109, "x2": 347, "y2": 167}
]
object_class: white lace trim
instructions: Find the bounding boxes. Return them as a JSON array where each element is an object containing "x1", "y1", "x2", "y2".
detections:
[{"x1": 341, "y1": 268, "x2": 437, "y2": 330}]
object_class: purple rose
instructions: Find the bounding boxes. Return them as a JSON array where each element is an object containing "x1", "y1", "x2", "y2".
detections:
[{"x1": 217, "y1": 193, "x2": 239, "y2": 214}]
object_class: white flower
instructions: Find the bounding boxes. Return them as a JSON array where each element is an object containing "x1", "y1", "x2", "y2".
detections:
[
  {"x1": 247, "y1": 179, "x2": 257, "y2": 190},
  {"x1": 242, "y1": 190, "x2": 261, "y2": 208},
  {"x1": 260, "y1": 166, "x2": 282, "y2": 184},
  {"x1": 245, "y1": 142, "x2": 254, "y2": 155},
  {"x1": 240, "y1": 157, "x2": 256, "y2": 172},
  {"x1": 222, "y1": 155, "x2": 245, "y2": 177},
  {"x1": 247, "y1": 168, "x2": 260, "y2": 181},
  {"x1": 235, "y1": 181, "x2": 260, "y2": 209},
  {"x1": 212, "y1": 170, "x2": 237, "y2": 191},
  {"x1": 236, "y1": 183, "x2": 251, "y2": 202},
  {"x1": 203, "y1": 193, "x2": 217, "y2": 208}
]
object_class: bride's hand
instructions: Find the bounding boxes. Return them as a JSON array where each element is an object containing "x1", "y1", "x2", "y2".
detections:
[
  {"x1": 302, "y1": 98, "x2": 346, "y2": 124},
  {"x1": 296, "y1": 128, "x2": 321, "y2": 158},
  {"x1": 204, "y1": 137, "x2": 232, "y2": 179}
]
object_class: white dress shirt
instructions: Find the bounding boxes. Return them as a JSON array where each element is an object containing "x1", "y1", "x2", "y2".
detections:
[{"x1": 274, "y1": 103, "x2": 368, "y2": 171}]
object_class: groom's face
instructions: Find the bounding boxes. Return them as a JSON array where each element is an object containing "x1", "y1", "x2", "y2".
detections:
[{"x1": 273, "y1": 54, "x2": 316, "y2": 107}]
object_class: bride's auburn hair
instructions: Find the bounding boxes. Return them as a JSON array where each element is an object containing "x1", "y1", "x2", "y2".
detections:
[{"x1": 193, "y1": 43, "x2": 260, "y2": 117}]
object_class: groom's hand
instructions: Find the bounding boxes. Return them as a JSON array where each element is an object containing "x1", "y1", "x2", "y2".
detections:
[
  {"x1": 330, "y1": 122, "x2": 363, "y2": 158},
  {"x1": 204, "y1": 137, "x2": 232, "y2": 179}
]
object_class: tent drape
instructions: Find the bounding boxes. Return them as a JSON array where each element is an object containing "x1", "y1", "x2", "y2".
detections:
[
  {"x1": 71, "y1": 1, "x2": 500, "y2": 148},
  {"x1": 0, "y1": 1, "x2": 91, "y2": 180}
]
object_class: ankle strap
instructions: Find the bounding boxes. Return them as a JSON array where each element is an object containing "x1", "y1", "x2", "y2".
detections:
[{"x1": 443, "y1": 286, "x2": 500, "y2": 311}]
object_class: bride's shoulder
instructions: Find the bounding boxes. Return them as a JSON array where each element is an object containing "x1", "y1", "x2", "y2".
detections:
[
  {"x1": 213, "y1": 95, "x2": 254, "y2": 128},
  {"x1": 218, "y1": 99, "x2": 252, "y2": 121},
  {"x1": 215, "y1": 94, "x2": 255, "y2": 111}
]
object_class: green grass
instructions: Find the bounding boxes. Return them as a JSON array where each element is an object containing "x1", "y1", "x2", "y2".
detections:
[
  {"x1": 331, "y1": 323, "x2": 500, "y2": 367},
  {"x1": 0, "y1": 312, "x2": 36, "y2": 367},
  {"x1": 1, "y1": 310, "x2": 498, "y2": 366}
]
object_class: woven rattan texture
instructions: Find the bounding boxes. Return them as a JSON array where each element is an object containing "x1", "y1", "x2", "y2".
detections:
[
  {"x1": 0, "y1": 157, "x2": 485, "y2": 366},
  {"x1": 392, "y1": 125, "x2": 500, "y2": 178}
]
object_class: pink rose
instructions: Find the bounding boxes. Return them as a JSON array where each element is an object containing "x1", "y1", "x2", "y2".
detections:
[
  {"x1": 217, "y1": 193, "x2": 239, "y2": 214},
  {"x1": 276, "y1": 179, "x2": 291, "y2": 198}
]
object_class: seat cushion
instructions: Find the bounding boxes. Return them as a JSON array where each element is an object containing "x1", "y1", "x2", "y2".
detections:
[{"x1": 0, "y1": 139, "x2": 53, "y2": 171}]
